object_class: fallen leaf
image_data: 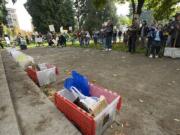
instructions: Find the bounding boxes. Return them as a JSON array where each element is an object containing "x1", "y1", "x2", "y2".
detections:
[
  {"x1": 125, "y1": 122, "x2": 130, "y2": 127},
  {"x1": 174, "y1": 119, "x2": 180, "y2": 122},
  {"x1": 110, "y1": 125, "x2": 113, "y2": 129},
  {"x1": 113, "y1": 74, "x2": 118, "y2": 77},
  {"x1": 172, "y1": 81, "x2": 176, "y2": 84},
  {"x1": 92, "y1": 80, "x2": 96, "y2": 83},
  {"x1": 168, "y1": 83, "x2": 172, "y2": 86},
  {"x1": 139, "y1": 99, "x2": 144, "y2": 103},
  {"x1": 66, "y1": 71, "x2": 71, "y2": 75}
]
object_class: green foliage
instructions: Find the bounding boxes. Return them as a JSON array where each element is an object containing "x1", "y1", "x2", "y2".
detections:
[
  {"x1": 74, "y1": 0, "x2": 87, "y2": 29},
  {"x1": 146, "y1": 0, "x2": 180, "y2": 20},
  {"x1": 0, "y1": 0, "x2": 7, "y2": 24},
  {"x1": 119, "y1": 15, "x2": 131, "y2": 25},
  {"x1": 82, "y1": 0, "x2": 118, "y2": 32},
  {"x1": 92, "y1": 0, "x2": 107, "y2": 9},
  {"x1": 25, "y1": 0, "x2": 75, "y2": 33}
]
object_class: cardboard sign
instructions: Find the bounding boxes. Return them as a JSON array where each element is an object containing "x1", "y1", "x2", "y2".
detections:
[
  {"x1": 60, "y1": 26, "x2": 63, "y2": 33},
  {"x1": 35, "y1": 37, "x2": 43, "y2": 43},
  {"x1": 69, "y1": 26, "x2": 72, "y2": 31},
  {"x1": 49, "y1": 25, "x2": 55, "y2": 32}
]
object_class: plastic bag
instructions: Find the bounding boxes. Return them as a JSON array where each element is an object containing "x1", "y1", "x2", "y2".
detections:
[
  {"x1": 64, "y1": 71, "x2": 90, "y2": 96},
  {"x1": 37, "y1": 67, "x2": 56, "y2": 86}
]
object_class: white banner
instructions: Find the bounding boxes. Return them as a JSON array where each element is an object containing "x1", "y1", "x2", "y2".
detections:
[
  {"x1": 60, "y1": 26, "x2": 63, "y2": 33},
  {"x1": 49, "y1": 25, "x2": 55, "y2": 32},
  {"x1": 69, "y1": 26, "x2": 72, "y2": 31}
]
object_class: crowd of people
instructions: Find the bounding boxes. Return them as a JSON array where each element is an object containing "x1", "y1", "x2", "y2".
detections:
[
  {"x1": 0, "y1": 12, "x2": 179, "y2": 58},
  {"x1": 77, "y1": 20, "x2": 122, "y2": 51},
  {"x1": 75, "y1": 12, "x2": 179, "y2": 58},
  {"x1": 127, "y1": 12, "x2": 180, "y2": 58}
]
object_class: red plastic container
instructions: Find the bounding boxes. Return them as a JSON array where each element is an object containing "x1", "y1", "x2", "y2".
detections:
[
  {"x1": 55, "y1": 83, "x2": 122, "y2": 135},
  {"x1": 26, "y1": 64, "x2": 59, "y2": 86}
]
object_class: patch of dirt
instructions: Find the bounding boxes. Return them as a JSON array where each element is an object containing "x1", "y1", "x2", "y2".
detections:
[
  {"x1": 0, "y1": 105, "x2": 7, "y2": 112},
  {"x1": 22, "y1": 47, "x2": 180, "y2": 135},
  {"x1": 0, "y1": 105, "x2": 8, "y2": 121}
]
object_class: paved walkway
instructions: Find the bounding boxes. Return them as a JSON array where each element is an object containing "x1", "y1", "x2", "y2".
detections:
[{"x1": 0, "y1": 51, "x2": 21, "y2": 135}]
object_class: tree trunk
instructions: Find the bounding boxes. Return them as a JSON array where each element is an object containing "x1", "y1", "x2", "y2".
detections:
[
  {"x1": 137, "y1": 0, "x2": 145, "y2": 15},
  {"x1": 131, "y1": 0, "x2": 136, "y2": 19}
]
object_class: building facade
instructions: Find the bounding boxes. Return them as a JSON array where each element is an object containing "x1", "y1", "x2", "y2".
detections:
[{"x1": 6, "y1": 8, "x2": 19, "y2": 28}]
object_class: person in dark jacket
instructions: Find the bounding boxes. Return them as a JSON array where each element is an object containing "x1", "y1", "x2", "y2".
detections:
[
  {"x1": 128, "y1": 18, "x2": 139, "y2": 53},
  {"x1": 58, "y1": 34, "x2": 66, "y2": 47},
  {"x1": 146, "y1": 24, "x2": 156, "y2": 56},
  {"x1": 171, "y1": 13, "x2": 180, "y2": 47},
  {"x1": 105, "y1": 20, "x2": 113, "y2": 51},
  {"x1": 113, "y1": 29, "x2": 117, "y2": 44},
  {"x1": 149, "y1": 25, "x2": 164, "y2": 58},
  {"x1": 118, "y1": 30, "x2": 122, "y2": 43},
  {"x1": 140, "y1": 20, "x2": 149, "y2": 47}
]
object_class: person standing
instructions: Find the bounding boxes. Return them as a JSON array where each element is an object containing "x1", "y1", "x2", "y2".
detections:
[
  {"x1": 101, "y1": 24, "x2": 107, "y2": 49},
  {"x1": 171, "y1": 13, "x2": 180, "y2": 47},
  {"x1": 146, "y1": 24, "x2": 156, "y2": 56},
  {"x1": 105, "y1": 20, "x2": 113, "y2": 51},
  {"x1": 149, "y1": 25, "x2": 164, "y2": 58},
  {"x1": 113, "y1": 29, "x2": 117, "y2": 44},
  {"x1": 128, "y1": 18, "x2": 139, "y2": 53},
  {"x1": 4, "y1": 34, "x2": 10, "y2": 47},
  {"x1": 16, "y1": 33, "x2": 21, "y2": 46},
  {"x1": 93, "y1": 31, "x2": 98, "y2": 47},
  {"x1": 58, "y1": 34, "x2": 66, "y2": 47},
  {"x1": 140, "y1": 20, "x2": 148, "y2": 48},
  {"x1": 26, "y1": 35, "x2": 30, "y2": 45},
  {"x1": 118, "y1": 30, "x2": 122, "y2": 42},
  {"x1": 85, "y1": 31, "x2": 90, "y2": 47},
  {"x1": 47, "y1": 32, "x2": 53, "y2": 46},
  {"x1": 80, "y1": 30, "x2": 85, "y2": 47},
  {"x1": 0, "y1": 23, "x2": 4, "y2": 49}
]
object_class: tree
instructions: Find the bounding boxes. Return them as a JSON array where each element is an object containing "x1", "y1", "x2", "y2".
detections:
[
  {"x1": 95, "y1": 0, "x2": 146, "y2": 20},
  {"x1": 25, "y1": 0, "x2": 75, "y2": 33},
  {"x1": 82, "y1": 0, "x2": 118, "y2": 32},
  {"x1": 0, "y1": 0, "x2": 7, "y2": 24},
  {"x1": 95, "y1": 0, "x2": 180, "y2": 21},
  {"x1": 146, "y1": 0, "x2": 180, "y2": 20},
  {"x1": 74, "y1": 0, "x2": 87, "y2": 29}
]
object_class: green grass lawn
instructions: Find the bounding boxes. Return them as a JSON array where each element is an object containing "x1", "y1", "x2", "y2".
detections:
[
  {"x1": 3, "y1": 40, "x2": 145, "y2": 54},
  {"x1": 67, "y1": 40, "x2": 145, "y2": 53}
]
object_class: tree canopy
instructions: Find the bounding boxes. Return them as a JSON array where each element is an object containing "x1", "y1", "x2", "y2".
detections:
[
  {"x1": 82, "y1": 0, "x2": 118, "y2": 32},
  {"x1": 95, "y1": 0, "x2": 180, "y2": 21},
  {"x1": 0, "y1": 0, "x2": 7, "y2": 24},
  {"x1": 146, "y1": 0, "x2": 180, "y2": 20},
  {"x1": 74, "y1": 0, "x2": 87, "y2": 29},
  {"x1": 25, "y1": 0, "x2": 75, "y2": 33}
]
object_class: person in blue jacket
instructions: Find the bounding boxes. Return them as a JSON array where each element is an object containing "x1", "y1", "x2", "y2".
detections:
[{"x1": 149, "y1": 25, "x2": 164, "y2": 58}]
